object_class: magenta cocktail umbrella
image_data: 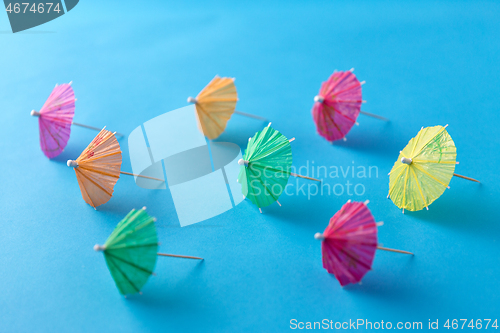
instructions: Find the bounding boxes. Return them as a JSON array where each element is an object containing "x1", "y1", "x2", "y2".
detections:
[
  {"x1": 315, "y1": 200, "x2": 412, "y2": 286},
  {"x1": 312, "y1": 69, "x2": 387, "y2": 143},
  {"x1": 31, "y1": 82, "x2": 123, "y2": 158}
]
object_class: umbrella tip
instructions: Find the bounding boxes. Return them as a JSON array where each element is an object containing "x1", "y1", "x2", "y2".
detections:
[
  {"x1": 238, "y1": 159, "x2": 249, "y2": 166},
  {"x1": 314, "y1": 233, "x2": 324, "y2": 240},
  {"x1": 187, "y1": 97, "x2": 197, "y2": 104},
  {"x1": 314, "y1": 95, "x2": 324, "y2": 103},
  {"x1": 94, "y1": 244, "x2": 104, "y2": 251},
  {"x1": 67, "y1": 160, "x2": 78, "y2": 167},
  {"x1": 401, "y1": 157, "x2": 412, "y2": 165},
  {"x1": 31, "y1": 110, "x2": 41, "y2": 117},
  {"x1": 142, "y1": 206, "x2": 147, "y2": 210}
]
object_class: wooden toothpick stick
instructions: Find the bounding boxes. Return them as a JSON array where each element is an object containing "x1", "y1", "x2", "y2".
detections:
[
  {"x1": 377, "y1": 246, "x2": 413, "y2": 255},
  {"x1": 359, "y1": 110, "x2": 389, "y2": 121},
  {"x1": 290, "y1": 172, "x2": 321, "y2": 182},
  {"x1": 157, "y1": 253, "x2": 204, "y2": 260},
  {"x1": 234, "y1": 110, "x2": 267, "y2": 121},
  {"x1": 72, "y1": 121, "x2": 124, "y2": 137},
  {"x1": 31, "y1": 110, "x2": 124, "y2": 136},
  {"x1": 120, "y1": 171, "x2": 164, "y2": 182},
  {"x1": 453, "y1": 173, "x2": 480, "y2": 183}
]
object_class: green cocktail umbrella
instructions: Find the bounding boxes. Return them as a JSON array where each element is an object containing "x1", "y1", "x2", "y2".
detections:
[
  {"x1": 94, "y1": 207, "x2": 203, "y2": 296},
  {"x1": 237, "y1": 123, "x2": 320, "y2": 212}
]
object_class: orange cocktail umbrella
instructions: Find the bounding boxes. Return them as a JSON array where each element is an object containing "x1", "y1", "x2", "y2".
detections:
[
  {"x1": 67, "y1": 128, "x2": 162, "y2": 208},
  {"x1": 187, "y1": 76, "x2": 266, "y2": 140}
]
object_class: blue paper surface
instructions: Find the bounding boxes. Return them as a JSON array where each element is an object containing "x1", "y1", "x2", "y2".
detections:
[{"x1": 0, "y1": 1, "x2": 499, "y2": 332}]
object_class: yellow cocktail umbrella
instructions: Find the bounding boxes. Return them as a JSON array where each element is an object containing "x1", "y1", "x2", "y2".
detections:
[{"x1": 388, "y1": 125, "x2": 479, "y2": 213}]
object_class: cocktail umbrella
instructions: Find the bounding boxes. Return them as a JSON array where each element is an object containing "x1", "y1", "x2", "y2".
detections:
[
  {"x1": 237, "y1": 123, "x2": 320, "y2": 213},
  {"x1": 314, "y1": 200, "x2": 412, "y2": 287},
  {"x1": 30, "y1": 82, "x2": 123, "y2": 158},
  {"x1": 94, "y1": 207, "x2": 203, "y2": 296},
  {"x1": 312, "y1": 69, "x2": 387, "y2": 143},
  {"x1": 67, "y1": 128, "x2": 163, "y2": 209},
  {"x1": 388, "y1": 125, "x2": 480, "y2": 213},
  {"x1": 187, "y1": 75, "x2": 266, "y2": 140}
]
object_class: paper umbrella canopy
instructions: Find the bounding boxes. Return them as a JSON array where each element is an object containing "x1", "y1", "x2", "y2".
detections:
[
  {"x1": 388, "y1": 125, "x2": 479, "y2": 212},
  {"x1": 94, "y1": 207, "x2": 203, "y2": 295},
  {"x1": 237, "y1": 124, "x2": 320, "y2": 211},
  {"x1": 30, "y1": 82, "x2": 123, "y2": 159},
  {"x1": 67, "y1": 128, "x2": 122, "y2": 208},
  {"x1": 31, "y1": 82, "x2": 75, "y2": 158},
  {"x1": 187, "y1": 76, "x2": 266, "y2": 140},
  {"x1": 67, "y1": 128, "x2": 162, "y2": 208},
  {"x1": 314, "y1": 200, "x2": 412, "y2": 286},
  {"x1": 312, "y1": 69, "x2": 386, "y2": 143}
]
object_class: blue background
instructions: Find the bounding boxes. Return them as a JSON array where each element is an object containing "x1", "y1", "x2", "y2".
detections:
[{"x1": 1, "y1": 1, "x2": 499, "y2": 331}]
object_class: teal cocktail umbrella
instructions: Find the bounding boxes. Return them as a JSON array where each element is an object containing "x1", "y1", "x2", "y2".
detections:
[
  {"x1": 237, "y1": 123, "x2": 320, "y2": 213},
  {"x1": 94, "y1": 207, "x2": 203, "y2": 296}
]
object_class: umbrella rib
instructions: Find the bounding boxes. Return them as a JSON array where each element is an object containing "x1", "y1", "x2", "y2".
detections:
[
  {"x1": 323, "y1": 106, "x2": 344, "y2": 137},
  {"x1": 410, "y1": 127, "x2": 425, "y2": 157},
  {"x1": 77, "y1": 165, "x2": 120, "y2": 179},
  {"x1": 325, "y1": 71, "x2": 351, "y2": 95},
  {"x1": 41, "y1": 113, "x2": 73, "y2": 124},
  {"x1": 335, "y1": 99, "x2": 362, "y2": 103},
  {"x1": 245, "y1": 168, "x2": 259, "y2": 206},
  {"x1": 336, "y1": 246, "x2": 372, "y2": 271},
  {"x1": 106, "y1": 255, "x2": 141, "y2": 294},
  {"x1": 105, "y1": 251, "x2": 154, "y2": 275},
  {"x1": 249, "y1": 129, "x2": 286, "y2": 158},
  {"x1": 74, "y1": 170, "x2": 97, "y2": 208},
  {"x1": 108, "y1": 211, "x2": 149, "y2": 243},
  {"x1": 413, "y1": 159, "x2": 456, "y2": 164},
  {"x1": 388, "y1": 165, "x2": 408, "y2": 198},
  {"x1": 110, "y1": 219, "x2": 156, "y2": 246},
  {"x1": 402, "y1": 167, "x2": 410, "y2": 210},
  {"x1": 412, "y1": 126, "x2": 447, "y2": 158},
  {"x1": 252, "y1": 164, "x2": 290, "y2": 176},
  {"x1": 38, "y1": 118, "x2": 51, "y2": 153},
  {"x1": 251, "y1": 142, "x2": 289, "y2": 163},
  {"x1": 106, "y1": 211, "x2": 138, "y2": 240},
  {"x1": 248, "y1": 167, "x2": 279, "y2": 203},
  {"x1": 326, "y1": 246, "x2": 357, "y2": 281},
  {"x1": 106, "y1": 242, "x2": 158, "y2": 250},
  {"x1": 331, "y1": 82, "x2": 361, "y2": 97},
  {"x1": 39, "y1": 117, "x2": 63, "y2": 152},
  {"x1": 388, "y1": 163, "x2": 405, "y2": 175},
  {"x1": 80, "y1": 151, "x2": 121, "y2": 164},
  {"x1": 412, "y1": 163, "x2": 449, "y2": 188},
  {"x1": 195, "y1": 104, "x2": 225, "y2": 132},
  {"x1": 410, "y1": 166, "x2": 428, "y2": 209},
  {"x1": 330, "y1": 105, "x2": 356, "y2": 123},
  {"x1": 76, "y1": 168, "x2": 114, "y2": 197}
]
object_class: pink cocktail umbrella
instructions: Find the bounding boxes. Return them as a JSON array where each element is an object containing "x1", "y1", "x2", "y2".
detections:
[
  {"x1": 312, "y1": 69, "x2": 387, "y2": 143},
  {"x1": 314, "y1": 200, "x2": 412, "y2": 286},
  {"x1": 31, "y1": 82, "x2": 123, "y2": 158}
]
